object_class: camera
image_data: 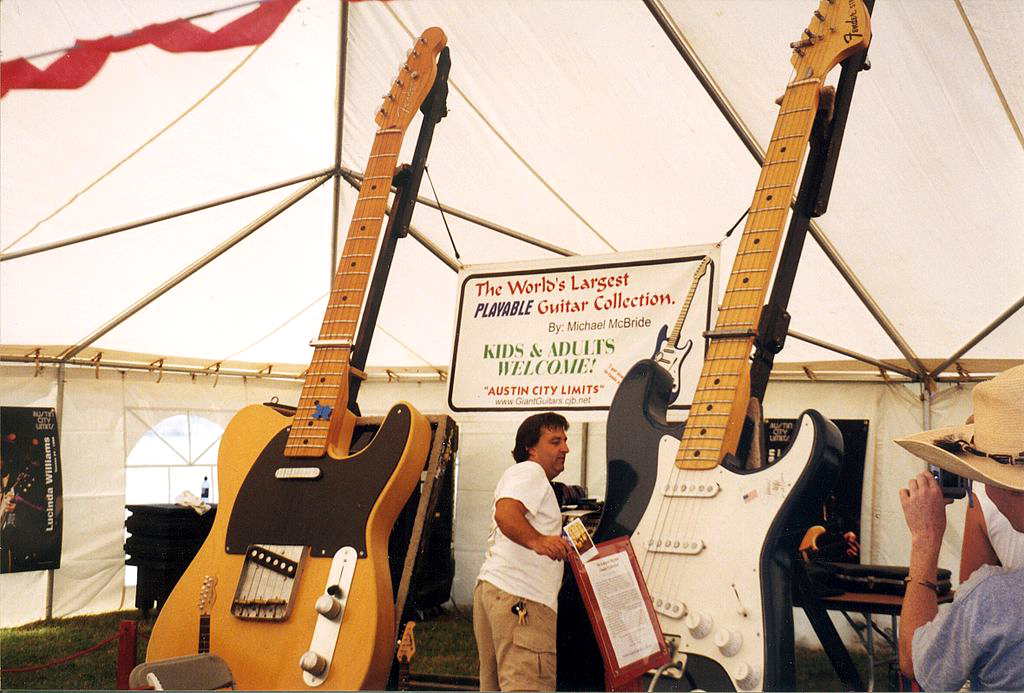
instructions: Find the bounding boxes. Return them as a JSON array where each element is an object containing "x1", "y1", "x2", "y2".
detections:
[{"x1": 932, "y1": 466, "x2": 971, "y2": 500}]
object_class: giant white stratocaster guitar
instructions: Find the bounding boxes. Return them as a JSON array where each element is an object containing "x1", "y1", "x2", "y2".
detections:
[
  {"x1": 146, "y1": 28, "x2": 447, "y2": 690},
  {"x1": 611, "y1": 4, "x2": 871, "y2": 690}
]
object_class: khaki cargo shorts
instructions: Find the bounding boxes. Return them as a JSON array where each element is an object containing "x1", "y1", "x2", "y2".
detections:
[{"x1": 473, "y1": 580, "x2": 557, "y2": 691}]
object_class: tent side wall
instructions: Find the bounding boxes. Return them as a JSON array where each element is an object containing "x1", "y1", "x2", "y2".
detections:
[{"x1": 2, "y1": 367, "x2": 975, "y2": 650}]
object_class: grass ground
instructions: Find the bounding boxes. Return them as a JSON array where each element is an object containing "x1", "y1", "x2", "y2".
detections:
[{"x1": 1, "y1": 607, "x2": 894, "y2": 690}]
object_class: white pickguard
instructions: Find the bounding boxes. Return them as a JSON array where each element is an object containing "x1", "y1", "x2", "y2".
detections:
[{"x1": 630, "y1": 413, "x2": 818, "y2": 691}]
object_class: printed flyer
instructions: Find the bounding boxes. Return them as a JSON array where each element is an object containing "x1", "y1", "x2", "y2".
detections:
[{"x1": 448, "y1": 245, "x2": 718, "y2": 413}]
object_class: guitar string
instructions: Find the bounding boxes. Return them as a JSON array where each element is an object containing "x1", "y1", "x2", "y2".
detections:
[{"x1": 640, "y1": 53, "x2": 822, "y2": 615}]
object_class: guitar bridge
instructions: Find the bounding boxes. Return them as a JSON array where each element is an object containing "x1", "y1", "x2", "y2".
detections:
[
  {"x1": 663, "y1": 481, "x2": 720, "y2": 498},
  {"x1": 646, "y1": 537, "x2": 705, "y2": 555},
  {"x1": 231, "y1": 544, "x2": 307, "y2": 621}
]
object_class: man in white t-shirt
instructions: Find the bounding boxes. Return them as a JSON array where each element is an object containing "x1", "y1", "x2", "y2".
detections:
[{"x1": 473, "y1": 412, "x2": 571, "y2": 691}]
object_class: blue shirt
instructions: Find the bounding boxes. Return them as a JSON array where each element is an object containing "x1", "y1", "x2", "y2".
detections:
[{"x1": 912, "y1": 565, "x2": 1024, "y2": 690}]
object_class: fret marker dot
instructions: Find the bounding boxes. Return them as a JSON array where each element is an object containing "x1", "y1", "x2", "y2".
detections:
[
  {"x1": 766, "y1": 195, "x2": 773, "y2": 201},
  {"x1": 700, "y1": 428, "x2": 707, "y2": 435},
  {"x1": 319, "y1": 377, "x2": 326, "y2": 383},
  {"x1": 303, "y1": 439, "x2": 309, "y2": 445},
  {"x1": 742, "y1": 277, "x2": 749, "y2": 284},
  {"x1": 714, "y1": 378, "x2": 721, "y2": 385},
  {"x1": 781, "y1": 146, "x2": 787, "y2": 152},
  {"x1": 706, "y1": 404, "x2": 713, "y2": 411},
  {"x1": 360, "y1": 225, "x2": 366, "y2": 231},
  {"x1": 694, "y1": 450, "x2": 701, "y2": 457},
  {"x1": 753, "y1": 238, "x2": 761, "y2": 244},
  {"x1": 342, "y1": 296, "x2": 348, "y2": 301}
]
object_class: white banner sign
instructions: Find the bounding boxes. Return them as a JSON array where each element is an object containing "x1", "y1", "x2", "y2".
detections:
[{"x1": 448, "y1": 245, "x2": 719, "y2": 413}]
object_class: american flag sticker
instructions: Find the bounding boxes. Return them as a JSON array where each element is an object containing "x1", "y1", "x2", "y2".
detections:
[{"x1": 743, "y1": 489, "x2": 759, "y2": 503}]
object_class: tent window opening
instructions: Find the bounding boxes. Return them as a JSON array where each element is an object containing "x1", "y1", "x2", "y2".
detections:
[{"x1": 124, "y1": 412, "x2": 224, "y2": 587}]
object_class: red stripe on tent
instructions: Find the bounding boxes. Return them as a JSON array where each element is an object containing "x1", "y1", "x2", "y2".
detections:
[{"x1": 1, "y1": 0, "x2": 301, "y2": 97}]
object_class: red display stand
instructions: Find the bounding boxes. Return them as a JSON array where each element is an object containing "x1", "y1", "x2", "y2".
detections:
[{"x1": 565, "y1": 535, "x2": 670, "y2": 690}]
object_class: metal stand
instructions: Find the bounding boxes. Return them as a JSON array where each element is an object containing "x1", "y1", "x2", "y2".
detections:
[{"x1": 347, "y1": 47, "x2": 451, "y2": 413}]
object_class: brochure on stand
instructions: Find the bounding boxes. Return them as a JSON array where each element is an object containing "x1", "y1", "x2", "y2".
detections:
[{"x1": 565, "y1": 535, "x2": 669, "y2": 688}]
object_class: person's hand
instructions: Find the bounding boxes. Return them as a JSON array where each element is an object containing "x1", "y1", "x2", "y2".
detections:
[
  {"x1": 899, "y1": 472, "x2": 949, "y2": 550},
  {"x1": 529, "y1": 534, "x2": 569, "y2": 561},
  {"x1": 843, "y1": 531, "x2": 860, "y2": 558}
]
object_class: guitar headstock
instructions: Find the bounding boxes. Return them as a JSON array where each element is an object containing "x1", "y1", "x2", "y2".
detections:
[
  {"x1": 198, "y1": 575, "x2": 218, "y2": 617},
  {"x1": 396, "y1": 621, "x2": 416, "y2": 663},
  {"x1": 790, "y1": 0, "x2": 871, "y2": 77},
  {"x1": 693, "y1": 256, "x2": 712, "y2": 282},
  {"x1": 376, "y1": 27, "x2": 447, "y2": 131}
]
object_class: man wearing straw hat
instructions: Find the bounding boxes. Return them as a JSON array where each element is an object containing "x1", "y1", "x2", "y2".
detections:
[{"x1": 894, "y1": 364, "x2": 1024, "y2": 690}]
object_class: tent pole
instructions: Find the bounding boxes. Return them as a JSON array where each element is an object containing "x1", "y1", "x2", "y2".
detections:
[
  {"x1": 805, "y1": 223, "x2": 928, "y2": 377},
  {"x1": 787, "y1": 331, "x2": 919, "y2": 380},
  {"x1": 928, "y1": 295, "x2": 1024, "y2": 379},
  {"x1": 0, "y1": 168, "x2": 334, "y2": 263},
  {"x1": 406, "y1": 225, "x2": 461, "y2": 272},
  {"x1": 642, "y1": 0, "x2": 763, "y2": 162},
  {"x1": 329, "y1": 0, "x2": 350, "y2": 278},
  {"x1": 58, "y1": 173, "x2": 332, "y2": 362},
  {"x1": 340, "y1": 167, "x2": 576, "y2": 257},
  {"x1": 644, "y1": 0, "x2": 927, "y2": 378},
  {"x1": 47, "y1": 363, "x2": 65, "y2": 620}
]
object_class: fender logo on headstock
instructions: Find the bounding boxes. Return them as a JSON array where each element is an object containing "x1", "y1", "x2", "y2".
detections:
[{"x1": 844, "y1": 0, "x2": 863, "y2": 43}]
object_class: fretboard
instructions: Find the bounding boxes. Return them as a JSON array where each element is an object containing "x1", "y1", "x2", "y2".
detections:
[
  {"x1": 676, "y1": 77, "x2": 823, "y2": 470},
  {"x1": 198, "y1": 614, "x2": 210, "y2": 654},
  {"x1": 284, "y1": 129, "x2": 404, "y2": 458}
]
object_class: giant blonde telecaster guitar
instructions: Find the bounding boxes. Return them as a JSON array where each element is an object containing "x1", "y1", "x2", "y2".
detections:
[
  {"x1": 612, "y1": 4, "x2": 871, "y2": 690},
  {"x1": 146, "y1": 28, "x2": 447, "y2": 690}
]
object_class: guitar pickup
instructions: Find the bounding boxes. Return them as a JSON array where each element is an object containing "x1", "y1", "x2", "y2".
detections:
[
  {"x1": 663, "y1": 481, "x2": 720, "y2": 498},
  {"x1": 651, "y1": 593, "x2": 687, "y2": 619},
  {"x1": 645, "y1": 537, "x2": 705, "y2": 555}
]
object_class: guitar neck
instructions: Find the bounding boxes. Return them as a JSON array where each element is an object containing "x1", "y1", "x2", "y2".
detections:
[
  {"x1": 198, "y1": 614, "x2": 210, "y2": 654},
  {"x1": 666, "y1": 258, "x2": 711, "y2": 344},
  {"x1": 676, "y1": 82, "x2": 823, "y2": 470},
  {"x1": 284, "y1": 130, "x2": 402, "y2": 458}
]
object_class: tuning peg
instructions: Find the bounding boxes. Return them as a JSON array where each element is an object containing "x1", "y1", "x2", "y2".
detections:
[
  {"x1": 861, "y1": 59, "x2": 872, "y2": 71},
  {"x1": 814, "y1": 10, "x2": 824, "y2": 20},
  {"x1": 395, "y1": 79, "x2": 404, "y2": 87},
  {"x1": 411, "y1": 71, "x2": 420, "y2": 80}
]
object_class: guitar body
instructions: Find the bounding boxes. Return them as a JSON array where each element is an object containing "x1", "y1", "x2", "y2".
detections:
[
  {"x1": 651, "y1": 326, "x2": 693, "y2": 405},
  {"x1": 628, "y1": 407, "x2": 841, "y2": 691},
  {"x1": 147, "y1": 400, "x2": 432, "y2": 690}
]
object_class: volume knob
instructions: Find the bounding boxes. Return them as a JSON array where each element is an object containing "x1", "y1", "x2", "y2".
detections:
[
  {"x1": 733, "y1": 662, "x2": 759, "y2": 690},
  {"x1": 714, "y1": 628, "x2": 742, "y2": 657},
  {"x1": 685, "y1": 611, "x2": 712, "y2": 639},
  {"x1": 300, "y1": 651, "x2": 328, "y2": 677},
  {"x1": 315, "y1": 594, "x2": 342, "y2": 619}
]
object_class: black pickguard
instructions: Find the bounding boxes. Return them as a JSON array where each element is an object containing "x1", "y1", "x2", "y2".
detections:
[
  {"x1": 559, "y1": 359, "x2": 843, "y2": 691},
  {"x1": 224, "y1": 404, "x2": 415, "y2": 557}
]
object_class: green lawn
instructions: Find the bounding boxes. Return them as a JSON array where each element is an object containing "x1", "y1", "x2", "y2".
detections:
[{"x1": 1, "y1": 607, "x2": 894, "y2": 690}]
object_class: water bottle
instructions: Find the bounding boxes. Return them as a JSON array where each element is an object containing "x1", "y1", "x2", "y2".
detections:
[{"x1": 200, "y1": 476, "x2": 210, "y2": 500}]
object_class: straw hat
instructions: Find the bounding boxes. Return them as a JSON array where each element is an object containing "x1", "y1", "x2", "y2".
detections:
[{"x1": 894, "y1": 364, "x2": 1024, "y2": 492}]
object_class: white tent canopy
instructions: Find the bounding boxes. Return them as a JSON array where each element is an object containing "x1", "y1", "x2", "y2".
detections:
[
  {"x1": 1, "y1": 0, "x2": 1022, "y2": 635},
  {"x1": 2, "y1": 0, "x2": 1021, "y2": 380}
]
